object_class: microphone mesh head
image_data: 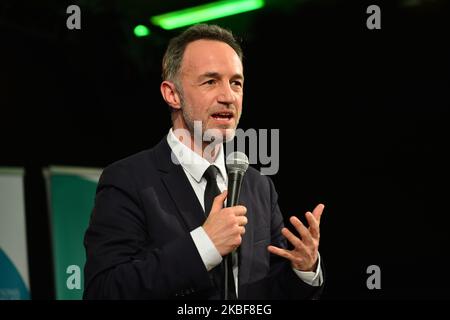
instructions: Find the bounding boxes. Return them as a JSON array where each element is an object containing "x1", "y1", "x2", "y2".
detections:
[{"x1": 226, "y1": 152, "x2": 249, "y2": 173}]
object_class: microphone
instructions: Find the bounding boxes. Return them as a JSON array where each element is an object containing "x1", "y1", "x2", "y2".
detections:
[
  {"x1": 224, "y1": 151, "x2": 249, "y2": 300},
  {"x1": 225, "y1": 151, "x2": 249, "y2": 208}
]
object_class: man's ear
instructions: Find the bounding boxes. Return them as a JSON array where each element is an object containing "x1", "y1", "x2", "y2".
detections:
[{"x1": 160, "y1": 81, "x2": 182, "y2": 110}]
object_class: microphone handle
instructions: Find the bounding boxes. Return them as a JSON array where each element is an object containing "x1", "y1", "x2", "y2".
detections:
[
  {"x1": 224, "y1": 171, "x2": 244, "y2": 300},
  {"x1": 226, "y1": 171, "x2": 244, "y2": 207}
]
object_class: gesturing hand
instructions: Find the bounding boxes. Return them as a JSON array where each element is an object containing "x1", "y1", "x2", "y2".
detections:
[{"x1": 267, "y1": 204, "x2": 325, "y2": 272}]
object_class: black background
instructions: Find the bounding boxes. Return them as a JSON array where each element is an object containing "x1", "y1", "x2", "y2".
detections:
[{"x1": 1, "y1": 0, "x2": 449, "y2": 300}]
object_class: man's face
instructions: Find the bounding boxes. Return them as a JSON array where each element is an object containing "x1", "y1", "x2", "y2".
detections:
[{"x1": 177, "y1": 39, "x2": 244, "y2": 141}]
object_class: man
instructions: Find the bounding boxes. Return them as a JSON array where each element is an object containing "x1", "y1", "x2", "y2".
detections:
[{"x1": 83, "y1": 24, "x2": 325, "y2": 299}]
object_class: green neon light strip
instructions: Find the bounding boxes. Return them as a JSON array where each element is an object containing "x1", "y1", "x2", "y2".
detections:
[
  {"x1": 151, "y1": 0, "x2": 265, "y2": 30},
  {"x1": 134, "y1": 25, "x2": 151, "y2": 37}
]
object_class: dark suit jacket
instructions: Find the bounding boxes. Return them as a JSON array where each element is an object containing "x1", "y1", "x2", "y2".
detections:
[{"x1": 83, "y1": 137, "x2": 324, "y2": 299}]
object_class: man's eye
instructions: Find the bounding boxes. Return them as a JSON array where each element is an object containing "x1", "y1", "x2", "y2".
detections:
[
  {"x1": 232, "y1": 81, "x2": 243, "y2": 87},
  {"x1": 204, "y1": 79, "x2": 216, "y2": 85}
]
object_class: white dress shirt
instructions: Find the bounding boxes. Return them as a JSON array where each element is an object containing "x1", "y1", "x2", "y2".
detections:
[{"x1": 167, "y1": 128, "x2": 323, "y2": 296}]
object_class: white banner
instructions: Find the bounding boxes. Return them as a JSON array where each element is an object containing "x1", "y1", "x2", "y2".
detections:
[{"x1": 0, "y1": 168, "x2": 30, "y2": 300}]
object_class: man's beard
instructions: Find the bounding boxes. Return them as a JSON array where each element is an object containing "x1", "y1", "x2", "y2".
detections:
[{"x1": 180, "y1": 99, "x2": 239, "y2": 143}]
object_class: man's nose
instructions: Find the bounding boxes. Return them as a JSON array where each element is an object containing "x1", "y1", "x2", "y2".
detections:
[{"x1": 217, "y1": 82, "x2": 236, "y2": 105}]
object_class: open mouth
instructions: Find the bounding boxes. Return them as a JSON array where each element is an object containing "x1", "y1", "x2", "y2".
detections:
[{"x1": 211, "y1": 111, "x2": 234, "y2": 121}]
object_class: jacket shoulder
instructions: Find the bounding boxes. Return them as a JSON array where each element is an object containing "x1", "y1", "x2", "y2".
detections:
[
  {"x1": 106, "y1": 149, "x2": 154, "y2": 172},
  {"x1": 98, "y1": 138, "x2": 170, "y2": 191}
]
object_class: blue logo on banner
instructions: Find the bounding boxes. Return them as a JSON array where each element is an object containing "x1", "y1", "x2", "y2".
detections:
[{"x1": 0, "y1": 248, "x2": 30, "y2": 300}]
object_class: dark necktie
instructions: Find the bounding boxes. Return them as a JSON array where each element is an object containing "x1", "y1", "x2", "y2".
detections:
[{"x1": 203, "y1": 165, "x2": 237, "y2": 300}]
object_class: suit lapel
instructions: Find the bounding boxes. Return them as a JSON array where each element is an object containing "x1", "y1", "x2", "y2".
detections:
[{"x1": 153, "y1": 137, "x2": 206, "y2": 231}]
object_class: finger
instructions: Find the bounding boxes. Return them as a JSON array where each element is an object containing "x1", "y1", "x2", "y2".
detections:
[
  {"x1": 211, "y1": 190, "x2": 227, "y2": 213},
  {"x1": 290, "y1": 216, "x2": 314, "y2": 246},
  {"x1": 305, "y1": 211, "x2": 320, "y2": 240},
  {"x1": 236, "y1": 215, "x2": 248, "y2": 226},
  {"x1": 281, "y1": 227, "x2": 308, "y2": 251},
  {"x1": 233, "y1": 205, "x2": 247, "y2": 216},
  {"x1": 312, "y1": 203, "x2": 325, "y2": 225},
  {"x1": 267, "y1": 245, "x2": 294, "y2": 261}
]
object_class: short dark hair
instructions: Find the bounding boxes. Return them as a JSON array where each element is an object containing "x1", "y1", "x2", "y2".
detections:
[{"x1": 162, "y1": 24, "x2": 243, "y2": 84}]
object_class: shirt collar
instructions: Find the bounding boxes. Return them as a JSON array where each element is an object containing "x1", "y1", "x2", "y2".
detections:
[{"x1": 167, "y1": 128, "x2": 227, "y2": 183}]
